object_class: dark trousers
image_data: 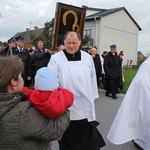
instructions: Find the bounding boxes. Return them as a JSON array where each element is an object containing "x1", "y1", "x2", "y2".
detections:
[
  {"x1": 101, "y1": 74, "x2": 106, "y2": 90},
  {"x1": 26, "y1": 73, "x2": 35, "y2": 88},
  {"x1": 106, "y1": 78, "x2": 118, "y2": 98},
  {"x1": 22, "y1": 71, "x2": 27, "y2": 87}
]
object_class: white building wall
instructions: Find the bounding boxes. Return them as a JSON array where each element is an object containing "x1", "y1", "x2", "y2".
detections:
[
  {"x1": 99, "y1": 10, "x2": 139, "y2": 65},
  {"x1": 84, "y1": 9, "x2": 140, "y2": 65}
]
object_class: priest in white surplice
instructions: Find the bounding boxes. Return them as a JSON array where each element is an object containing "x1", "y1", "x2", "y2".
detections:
[
  {"x1": 107, "y1": 56, "x2": 150, "y2": 150},
  {"x1": 48, "y1": 31, "x2": 105, "y2": 150}
]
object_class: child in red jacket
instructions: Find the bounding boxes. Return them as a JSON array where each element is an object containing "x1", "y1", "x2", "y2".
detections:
[{"x1": 23, "y1": 67, "x2": 74, "y2": 118}]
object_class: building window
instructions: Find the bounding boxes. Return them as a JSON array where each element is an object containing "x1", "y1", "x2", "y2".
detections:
[{"x1": 84, "y1": 29, "x2": 92, "y2": 38}]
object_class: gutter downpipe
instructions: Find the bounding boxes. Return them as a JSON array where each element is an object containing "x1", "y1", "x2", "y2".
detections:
[
  {"x1": 94, "y1": 16, "x2": 102, "y2": 52},
  {"x1": 94, "y1": 17, "x2": 97, "y2": 47}
]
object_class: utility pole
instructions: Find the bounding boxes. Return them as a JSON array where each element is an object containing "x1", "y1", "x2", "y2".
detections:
[
  {"x1": 0, "y1": 12, "x2": 1, "y2": 17},
  {"x1": 30, "y1": 20, "x2": 31, "y2": 29},
  {"x1": 0, "y1": 12, "x2": 2, "y2": 26}
]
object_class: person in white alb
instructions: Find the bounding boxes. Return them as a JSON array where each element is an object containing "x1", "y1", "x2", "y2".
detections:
[
  {"x1": 107, "y1": 56, "x2": 150, "y2": 150},
  {"x1": 48, "y1": 31, "x2": 105, "y2": 150}
]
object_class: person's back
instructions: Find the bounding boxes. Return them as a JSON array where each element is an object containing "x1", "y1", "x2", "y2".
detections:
[
  {"x1": 107, "y1": 56, "x2": 150, "y2": 149},
  {"x1": 0, "y1": 97, "x2": 49, "y2": 150},
  {"x1": 0, "y1": 56, "x2": 70, "y2": 150}
]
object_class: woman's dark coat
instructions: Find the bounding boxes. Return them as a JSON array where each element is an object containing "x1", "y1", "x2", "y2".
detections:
[{"x1": 0, "y1": 92, "x2": 70, "y2": 150}]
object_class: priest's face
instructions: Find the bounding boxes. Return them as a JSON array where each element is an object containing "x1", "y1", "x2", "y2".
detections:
[{"x1": 64, "y1": 32, "x2": 81, "y2": 54}]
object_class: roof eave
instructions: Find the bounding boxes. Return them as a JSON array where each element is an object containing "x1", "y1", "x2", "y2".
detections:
[
  {"x1": 86, "y1": 16, "x2": 100, "y2": 20},
  {"x1": 86, "y1": 7, "x2": 142, "y2": 31}
]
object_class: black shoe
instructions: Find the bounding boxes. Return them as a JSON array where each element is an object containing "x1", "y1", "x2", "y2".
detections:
[
  {"x1": 105, "y1": 94, "x2": 111, "y2": 97},
  {"x1": 132, "y1": 140, "x2": 144, "y2": 150},
  {"x1": 112, "y1": 96, "x2": 118, "y2": 99}
]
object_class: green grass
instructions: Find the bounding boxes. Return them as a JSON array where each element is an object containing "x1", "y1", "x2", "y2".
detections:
[
  {"x1": 99, "y1": 68, "x2": 138, "y2": 94},
  {"x1": 122, "y1": 68, "x2": 138, "y2": 94}
]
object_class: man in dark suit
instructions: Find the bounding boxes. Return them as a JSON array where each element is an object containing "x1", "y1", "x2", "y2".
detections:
[
  {"x1": 104, "y1": 44, "x2": 121, "y2": 99},
  {"x1": 90, "y1": 47, "x2": 102, "y2": 87},
  {"x1": 34, "y1": 41, "x2": 51, "y2": 72},
  {"x1": 5, "y1": 38, "x2": 16, "y2": 55},
  {"x1": 13, "y1": 36, "x2": 31, "y2": 86},
  {"x1": 0, "y1": 41, "x2": 7, "y2": 56}
]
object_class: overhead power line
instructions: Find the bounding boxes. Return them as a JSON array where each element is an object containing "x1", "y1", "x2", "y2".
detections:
[
  {"x1": 1, "y1": 0, "x2": 38, "y2": 15},
  {"x1": 2, "y1": 15, "x2": 29, "y2": 27},
  {"x1": 0, "y1": 0, "x2": 41, "y2": 28}
]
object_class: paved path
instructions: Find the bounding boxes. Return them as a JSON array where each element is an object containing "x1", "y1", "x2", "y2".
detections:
[{"x1": 51, "y1": 89, "x2": 138, "y2": 150}]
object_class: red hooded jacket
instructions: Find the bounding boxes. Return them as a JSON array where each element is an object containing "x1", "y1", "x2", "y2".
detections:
[{"x1": 23, "y1": 87, "x2": 74, "y2": 118}]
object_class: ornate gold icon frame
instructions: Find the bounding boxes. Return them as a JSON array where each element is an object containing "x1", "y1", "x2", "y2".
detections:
[{"x1": 52, "y1": 2, "x2": 86, "y2": 51}]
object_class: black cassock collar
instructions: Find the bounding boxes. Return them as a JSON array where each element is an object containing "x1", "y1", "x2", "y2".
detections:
[{"x1": 63, "y1": 49, "x2": 81, "y2": 61}]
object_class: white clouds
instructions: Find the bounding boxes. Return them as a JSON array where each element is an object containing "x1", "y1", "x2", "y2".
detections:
[
  {"x1": 138, "y1": 32, "x2": 150, "y2": 55},
  {"x1": 0, "y1": 0, "x2": 149, "y2": 55}
]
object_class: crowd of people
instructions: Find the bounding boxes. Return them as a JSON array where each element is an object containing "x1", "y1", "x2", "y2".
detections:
[
  {"x1": 0, "y1": 36, "x2": 52, "y2": 87},
  {"x1": 0, "y1": 32, "x2": 107, "y2": 150},
  {"x1": 2, "y1": 31, "x2": 148, "y2": 150},
  {"x1": 0, "y1": 35, "x2": 124, "y2": 94},
  {"x1": 88, "y1": 44, "x2": 124, "y2": 99}
]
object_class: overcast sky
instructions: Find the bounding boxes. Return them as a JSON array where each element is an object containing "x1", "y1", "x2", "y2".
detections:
[{"x1": 0, "y1": 0, "x2": 149, "y2": 55}]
